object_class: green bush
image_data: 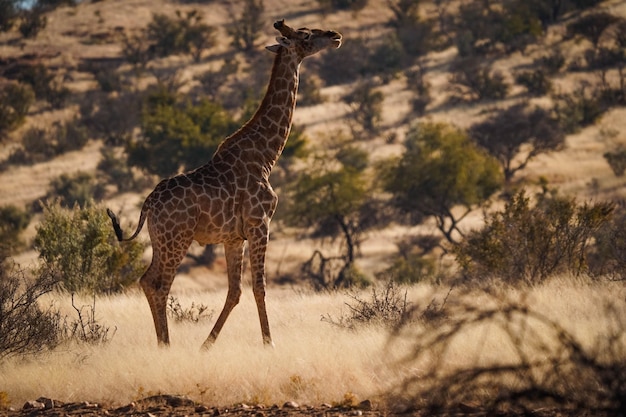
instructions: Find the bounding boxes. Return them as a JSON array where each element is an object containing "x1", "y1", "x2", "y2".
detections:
[
  {"x1": 455, "y1": 190, "x2": 614, "y2": 284},
  {"x1": 147, "y1": 10, "x2": 215, "y2": 59},
  {"x1": 33, "y1": 201, "x2": 146, "y2": 293}
]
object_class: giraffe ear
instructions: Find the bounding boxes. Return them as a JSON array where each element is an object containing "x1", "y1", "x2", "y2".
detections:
[
  {"x1": 265, "y1": 37, "x2": 291, "y2": 53},
  {"x1": 265, "y1": 44, "x2": 281, "y2": 53}
]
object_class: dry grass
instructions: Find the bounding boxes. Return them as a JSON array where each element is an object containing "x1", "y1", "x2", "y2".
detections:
[{"x1": 1, "y1": 279, "x2": 624, "y2": 411}]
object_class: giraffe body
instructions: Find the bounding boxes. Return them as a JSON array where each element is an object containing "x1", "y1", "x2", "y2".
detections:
[{"x1": 108, "y1": 20, "x2": 342, "y2": 348}]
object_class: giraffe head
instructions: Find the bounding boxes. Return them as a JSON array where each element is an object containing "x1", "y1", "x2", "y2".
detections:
[{"x1": 266, "y1": 19, "x2": 342, "y2": 60}]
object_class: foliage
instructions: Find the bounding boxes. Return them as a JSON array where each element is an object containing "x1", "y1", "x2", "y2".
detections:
[
  {"x1": 566, "y1": 12, "x2": 621, "y2": 48},
  {"x1": 128, "y1": 87, "x2": 237, "y2": 177},
  {"x1": 8, "y1": 119, "x2": 89, "y2": 166},
  {"x1": 0, "y1": 205, "x2": 31, "y2": 259},
  {"x1": 380, "y1": 122, "x2": 503, "y2": 244},
  {"x1": 11, "y1": 64, "x2": 70, "y2": 109},
  {"x1": 0, "y1": 82, "x2": 34, "y2": 139},
  {"x1": 227, "y1": 0, "x2": 265, "y2": 53},
  {"x1": 551, "y1": 82, "x2": 607, "y2": 134},
  {"x1": 387, "y1": 0, "x2": 435, "y2": 58},
  {"x1": 97, "y1": 148, "x2": 145, "y2": 193},
  {"x1": 588, "y1": 205, "x2": 626, "y2": 280},
  {"x1": 18, "y1": 6, "x2": 47, "y2": 39},
  {"x1": 515, "y1": 70, "x2": 552, "y2": 96},
  {"x1": 454, "y1": 0, "x2": 543, "y2": 56},
  {"x1": 315, "y1": 37, "x2": 370, "y2": 86},
  {"x1": 47, "y1": 172, "x2": 106, "y2": 208},
  {"x1": 316, "y1": 0, "x2": 367, "y2": 12},
  {"x1": 604, "y1": 148, "x2": 626, "y2": 177},
  {"x1": 33, "y1": 201, "x2": 146, "y2": 293},
  {"x1": 285, "y1": 145, "x2": 370, "y2": 260},
  {"x1": 146, "y1": 10, "x2": 215, "y2": 61},
  {"x1": 284, "y1": 140, "x2": 384, "y2": 288},
  {"x1": 468, "y1": 103, "x2": 564, "y2": 182},
  {"x1": 0, "y1": 0, "x2": 19, "y2": 32},
  {"x1": 0, "y1": 261, "x2": 60, "y2": 360},
  {"x1": 377, "y1": 253, "x2": 436, "y2": 284},
  {"x1": 449, "y1": 59, "x2": 509, "y2": 101},
  {"x1": 407, "y1": 65, "x2": 431, "y2": 116},
  {"x1": 455, "y1": 190, "x2": 614, "y2": 283},
  {"x1": 343, "y1": 82, "x2": 384, "y2": 134},
  {"x1": 80, "y1": 91, "x2": 141, "y2": 146}
]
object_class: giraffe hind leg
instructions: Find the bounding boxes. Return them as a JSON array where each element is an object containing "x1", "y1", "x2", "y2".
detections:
[{"x1": 201, "y1": 240, "x2": 245, "y2": 349}]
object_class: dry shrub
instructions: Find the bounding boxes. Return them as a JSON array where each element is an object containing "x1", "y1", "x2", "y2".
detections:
[
  {"x1": 391, "y1": 290, "x2": 626, "y2": 415},
  {"x1": 0, "y1": 261, "x2": 60, "y2": 360}
]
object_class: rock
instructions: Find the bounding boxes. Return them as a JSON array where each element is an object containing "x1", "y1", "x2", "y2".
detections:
[
  {"x1": 283, "y1": 401, "x2": 299, "y2": 409},
  {"x1": 357, "y1": 399, "x2": 373, "y2": 410},
  {"x1": 35, "y1": 397, "x2": 54, "y2": 409},
  {"x1": 22, "y1": 400, "x2": 44, "y2": 410},
  {"x1": 350, "y1": 410, "x2": 363, "y2": 416}
]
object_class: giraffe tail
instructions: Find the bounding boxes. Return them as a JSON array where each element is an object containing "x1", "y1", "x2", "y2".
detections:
[{"x1": 106, "y1": 207, "x2": 147, "y2": 242}]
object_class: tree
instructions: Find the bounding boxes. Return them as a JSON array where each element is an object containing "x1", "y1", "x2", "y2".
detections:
[
  {"x1": 468, "y1": 103, "x2": 565, "y2": 183},
  {"x1": 567, "y1": 12, "x2": 621, "y2": 48},
  {"x1": 387, "y1": 0, "x2": 434, "y2": 58},
  {"x1": 127, "y1": 87, "x2": 237, "y2": 177},
  {"x1": 283, "y1": 143, "x2": 381, "y2": 287},
  {"x1": 380, "y1": 122, "x2": 503, "y2": 244},
  {"x1": 227, "y1": 0, "x2": 265, "y2": 53}
]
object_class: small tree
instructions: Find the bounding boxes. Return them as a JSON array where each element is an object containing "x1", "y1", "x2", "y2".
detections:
[
  {"x1": 380, "y1": 122, "x2": 503, "y2": 244},
  {"x1": 566, "y1": 12, "x2": 621, "y2": 48},
  {"x1": 227, "y1": 0, "x2": 265, "y2": 53},
  {"x1": 128, "y1": 87, "x2": 237, "y2": 177},
  {"x1": 468, "y1": 103, "x2": 565, "y2": 183},
  {"x1": 34, "y1": 201, "x2": 146, "y2": 293},
  {"x1": 284, "y1": 143, "x2": 379, "y2": 287}
]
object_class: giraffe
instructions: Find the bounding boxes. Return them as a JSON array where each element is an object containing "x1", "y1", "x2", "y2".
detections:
[{"x1": 107, "y1": 20, "x2": 342, "y2": 349}]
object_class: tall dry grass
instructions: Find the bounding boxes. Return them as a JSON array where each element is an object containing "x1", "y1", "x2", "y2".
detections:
[{"x1": 0, "y1": 278, "x2": 624, "y2": 411}]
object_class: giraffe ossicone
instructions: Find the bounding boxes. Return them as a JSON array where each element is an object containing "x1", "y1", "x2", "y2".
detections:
[{"x1": 107, "y1": 20, "x2": 342, "y2": 348}]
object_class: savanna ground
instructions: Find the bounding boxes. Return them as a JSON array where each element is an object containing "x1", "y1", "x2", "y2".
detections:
[
  {"x1": 2, "y1": 0, "x2": 626, "y2": 415},
  {"x1": 2, "y1": 279, "x2": 626, "y2": 416}
]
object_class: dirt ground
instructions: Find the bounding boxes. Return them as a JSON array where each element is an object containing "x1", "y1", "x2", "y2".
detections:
[{"x1": 1, "y1": 395, "x2": 620, "y2": 417}]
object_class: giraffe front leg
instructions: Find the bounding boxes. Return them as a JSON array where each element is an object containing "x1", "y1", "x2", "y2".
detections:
[
  {"x1": 201, "y1": 240, "x2": 245, "y2": 350},
  {"x1": 248, "y1": 228, "x2": 273, "y2": 347}
]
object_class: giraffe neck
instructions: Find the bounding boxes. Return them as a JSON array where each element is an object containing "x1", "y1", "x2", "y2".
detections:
[{"x1": 217, "y1": 49, "x2": 301, "y2": 178}]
